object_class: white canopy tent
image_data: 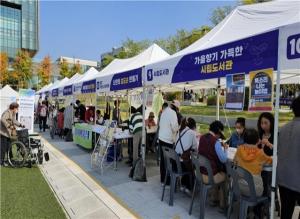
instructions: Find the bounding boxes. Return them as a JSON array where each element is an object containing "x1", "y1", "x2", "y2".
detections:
[
  {"x1": 48, "y1": 77, "x2": 70, "y2": 97},
  {"x1": 0, "y1": 85, "x2": 19, "y2": 116},
  {"x1": 142, "y1": 1, "x2": 300, "y2": 217},
  {"x1": 93, "y1": 44, "x2": 170, "y2": 95},
  {"x1": 73, "y1": 67, "x2": 100, "y2": 94},
  {"x1": 144, "y1": 0, "x2": 300, "y2": 90},
  {"x1": 36, "y1": 82, "x2": 53, "y2": 95}
]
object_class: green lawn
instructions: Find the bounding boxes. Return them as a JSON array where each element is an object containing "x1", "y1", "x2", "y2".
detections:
[
  {"x1": 1, "y1": 167, "x2": 66, "y2": 219},
  {"x1": 181, "y1": 105, "x2": 293, "y2": 125}
]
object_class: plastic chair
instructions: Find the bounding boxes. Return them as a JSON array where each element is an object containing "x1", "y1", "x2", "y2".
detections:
[
  {"x1": 161, "y1": 146, "x2": 192, "y2": 206},
  {"x1": 229, "y1": 166, "x2": 269, "y2": 219},
  {"x1": 189, "y1": 154, "x2": 219, "y2": 219}
]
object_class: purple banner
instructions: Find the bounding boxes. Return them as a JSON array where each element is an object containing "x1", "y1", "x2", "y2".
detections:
[
  {"x1": 63, "y1": 85, "x2": 73, "y2": 96},
  {"x1": 110, "y1": 68, "x2": 142, "y2": 91},
  {"x1": 81, "y1": 79, "x2": 96, "y2": 93},
  {"x1": 52, "y1": 88, "x2": 58, "y2": 97},
  {"x1": 172, "y1": 30, "x2": 279, "y2": 83}
]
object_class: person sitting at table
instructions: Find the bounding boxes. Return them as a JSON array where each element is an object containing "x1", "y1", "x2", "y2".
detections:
[
  {"x1": 257, "y1": 112, "x2": 274, "y2": 198},
  {"x1": 227, "y1": 117, "x2": 246, "y2": 148},
  {"x1": 175, "y1": 117, "x2": 198, "y2": 193},
  {"x1": 129, "y1": 106, "x2": 143, "y2": 165},
  {"x1": 146, "y1": 112, "x2": 156, "y2": 153},
  {"x1": 234, "y1": 128, "x2": 272, "y2": 196},
  {"x1": 96, "y1": 110, "x2": 104, "y2": 125},
  {"x1": 198, "y1": 120, "x2": 228, "y2": 209},
  {"x1": 85, "y1": 107, "x2": 95, "y2": 123}
]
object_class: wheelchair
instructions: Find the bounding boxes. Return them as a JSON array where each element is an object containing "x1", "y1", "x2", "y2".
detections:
[{"x1": 8, "y1": 129, "x2": 46, "y2": 168}]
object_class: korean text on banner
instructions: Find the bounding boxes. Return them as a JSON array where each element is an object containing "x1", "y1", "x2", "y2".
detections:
[
  {"x1": 225, "y1": 73, "x2": 245, "y2": 111},
  {"x1": 18, "y1": 89, "x2": 35, "y2": 133},
  {"x1": 248, "y1": 68, "x2": 274, "y2": 112}
]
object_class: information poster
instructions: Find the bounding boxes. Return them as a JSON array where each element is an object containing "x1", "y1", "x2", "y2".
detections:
[
  {"x1": 225, "y1": 73, "x2": 245, "y2": 111},
  {"x1": 18, "y1": 89, "x2": 35, "y2": 133},
  {"x1": 248, "y1": 68, "x2": 274, "y2": 111}
]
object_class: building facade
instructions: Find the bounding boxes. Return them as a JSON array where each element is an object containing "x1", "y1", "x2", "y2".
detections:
[
  {"x1": 0, "y1": 0, "x2": 39, "y2": 61},
  {"x1": 57, "y1": 56, "x2": 100, "y2": 72}
]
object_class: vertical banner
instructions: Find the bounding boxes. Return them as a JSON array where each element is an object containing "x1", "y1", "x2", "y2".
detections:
[
  {"x1": 225, "y1": 73, "x2": 245, "y2": 111},
  {"x1": 18, "y1": 89, "x2": 35, "y2": 133},
  {"x1": 248, "y1": 68, "x2": 274, "y2": 112}
]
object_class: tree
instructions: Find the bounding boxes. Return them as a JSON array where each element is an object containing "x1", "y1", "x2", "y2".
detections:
[
  {"x1": 0, "y1": 52, "x2": 10, "y2": 86},
  {"x1": 121, "y1": 38, "x2": 151, "y2": 57},
  {"x1": 70, "y1": 60, "x2": 82, "y2": 77},
  {"x1": 210, "y1": 6, "x2": 234, "y2": 26},
  {"x1": 101, "y1": 54, "x2": 115, "y2": 69},
  {"x1": 38, "y1": 55, "x2": 52, "y2": 89},
  {"x1": 12, "y1": 50, "x2": 33, "y2": 88},
  {"x1": 59, "y1": 58, "x2": 70, "y2": 78}
]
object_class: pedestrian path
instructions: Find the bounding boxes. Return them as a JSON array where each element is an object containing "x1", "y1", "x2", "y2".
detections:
[
  {"x1": 40, "y1": 135, "x2": 139, "y2": 219},
  {"x1": 40, "y1": 132, "x2": 226, "y2": 219}
]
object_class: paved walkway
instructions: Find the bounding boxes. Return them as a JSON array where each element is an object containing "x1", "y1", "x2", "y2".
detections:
[
  {"x1": 40, "y1": 131, "x2": 226, "y2": 219},
  {"x1": 40, "y1": 135, "x2": 138, "y2": 219}
]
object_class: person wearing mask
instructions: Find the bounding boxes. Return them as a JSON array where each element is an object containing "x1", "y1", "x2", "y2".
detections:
[
  {"x1": 39, "y1": 101, "x2": 48, "y2": 132},
  {"x1": 112, "y1": 100, "x2": 121, "y2": 124},
  {"x1": 159, "y1": 102, "x2": 179, "y2": 184},
  {"x1": 234, "y1": 129, "x2": 272, "y2": 196},
  {"x1": 257, "y1": 112, "x2": 274, "y2": 198},
  {"x1": 227, "y1": 117, "x2": 246, "y2": 148},
  {"x1": 198, "y1": 120, "x2": 228, "y2": 209},
  {"x1": 129, "y1": 106, "x2": 143, "y2": 164},
  {"x1": 170, "y1": 100, "x2": 183, "y2": 126},
  {"x1": 175, "y1": 117, "x2": 198, "y2": 192},
  {"x1": 0, "y1": 102, "x2": 24, "y2": 166},
  {"x1": 96, "y1": 110, "x2": 104, "y2": 125},
  {"x1": 277, "y1": 96, "x2": 300, "y2": 219}
]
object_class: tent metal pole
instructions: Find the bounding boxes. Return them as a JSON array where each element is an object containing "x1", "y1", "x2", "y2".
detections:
[
  {"x1": 141, "y1": 67, "x2": 147, "y2": 168},
  {"x1": 270, "y1": 59, "x2": 281, "y2": 218},
  {"x1": 216, "y1": 78, "x2": 220, "y2": 120}
]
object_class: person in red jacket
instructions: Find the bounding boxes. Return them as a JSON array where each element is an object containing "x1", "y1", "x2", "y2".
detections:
[{"x1": 57, "y1": 108, "x2": 64, "y2": 138}]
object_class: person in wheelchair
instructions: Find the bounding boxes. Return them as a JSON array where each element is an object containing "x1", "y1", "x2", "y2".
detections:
[{"x1": 0, "y1": 102, "x2": 24, "y2": 166}]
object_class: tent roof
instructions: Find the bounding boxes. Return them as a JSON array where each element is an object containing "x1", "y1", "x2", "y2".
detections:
[
  {"x1": 77, "y1": 67, "x2": 99, "y2": 82},
  {"x1": 0, "y1": 85, "x2": 19, "y2": 97},
  {"x1": 175, "y1": 0, "x2": 300, "y2": 57},
  {"x1": 37, "y1": 83, "x2": 53, "y2": 94},
  {"x1": 61, "y1": 73, "x2": 83, "y2": 87},
  {"x1": 51, "y1": 77, "x2": 70, "y2": 90},
  {"x1": 44, "y1": 80, "x2": 61, "y2": 93},
  {"x1": 98, "y1": 44, "x2": 170, "y2": 77}
]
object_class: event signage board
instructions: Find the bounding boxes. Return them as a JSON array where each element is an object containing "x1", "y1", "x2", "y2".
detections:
[
  {"x1": 225, "y1": 73, "x2": 245, "y2": 111},
  {"x1": 279, "y1": 22, "x2": 300, "y2": 70},
  {"x1": 248, "y1": 68, "x2": 274, "y2": 111},
  {"x1": 172, "y1": 30, "x2": 279, "y2": 83},
  {"x1": 110, "y1": 68, "x2": 142, "y2": 91},
  {"x1": 81, "y1": 79, "x2": 96, "y2": 93},
  {"x1": 73, "y1": 123, "x2": 93, "y2": 149},
  {"x1": 18, "y1": 89, "x2": 35, "y2": 133},
  {"x1": 63, "y1": 85, "x2": 73, "y2": 96}
]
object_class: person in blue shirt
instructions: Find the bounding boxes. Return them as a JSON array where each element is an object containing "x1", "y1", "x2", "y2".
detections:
[{"x1": 227, "y1": 117, "x2": 246, "y2": 148}]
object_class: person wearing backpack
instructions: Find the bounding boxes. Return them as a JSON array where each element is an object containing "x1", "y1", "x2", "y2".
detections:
[
  {"x1": 39, "y1": 101, "x2": 48, "y2": 132},
  {"x1": 174, "y1": 117, "x2": 199, "y2": 192}
]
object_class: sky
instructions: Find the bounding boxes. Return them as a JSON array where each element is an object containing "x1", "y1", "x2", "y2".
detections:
[{"x1": 35, "y1": 1, "x2": 236, "y2": 62}]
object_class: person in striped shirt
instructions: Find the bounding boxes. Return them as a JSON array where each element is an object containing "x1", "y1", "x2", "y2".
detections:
[{"x1": 129, "y1": 106, "x2": 143, "y2": 164}]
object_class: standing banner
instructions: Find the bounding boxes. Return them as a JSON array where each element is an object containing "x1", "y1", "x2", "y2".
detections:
[
  {"x1": 18, "y1": 89, "x2": 35, "y2": 133},
  {"x1": 248, "y1": 68, "x2": 274, "y2": 111},
  {"x1": 225, "y1": 73, "x2": 245, "y2": 110}
]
